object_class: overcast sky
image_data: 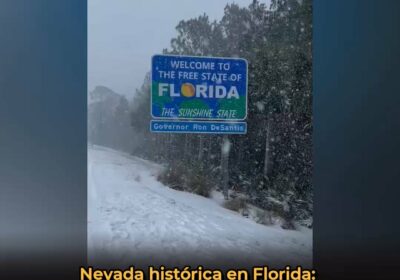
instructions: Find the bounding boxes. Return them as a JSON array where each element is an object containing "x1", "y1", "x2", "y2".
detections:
[{"x1": 88, "y1": 0, "x2": 270, "y2": 99}]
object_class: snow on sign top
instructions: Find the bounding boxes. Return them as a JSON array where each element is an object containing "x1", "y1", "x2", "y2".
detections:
[{"x1": 151, "y1": 54, "x2": 248, "y2": 121}]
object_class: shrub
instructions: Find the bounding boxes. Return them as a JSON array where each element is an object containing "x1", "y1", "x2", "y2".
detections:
[
  {"x1": 157, "y1": 161, "x2": 213, "y2": 197},
  {"x1": 254, "y1": 209, "x2": 273, "y2": 225},
  {"x1": 186, "y1": 172, "x2": 212, "y2": 198},
  {"x1": 223, "y1": 197, "x2": 247, "y2": 213},
  {"x1": 281, "y1": 220, "x2": 296, "y2": 230},
  {"x1": 157, "y1": 162, "x2": 186, "y2": 191}
]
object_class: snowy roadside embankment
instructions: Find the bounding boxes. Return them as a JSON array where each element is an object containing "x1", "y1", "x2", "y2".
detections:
[{"x1": 88, "y1": 146, "x2": 312, "y2": 268}]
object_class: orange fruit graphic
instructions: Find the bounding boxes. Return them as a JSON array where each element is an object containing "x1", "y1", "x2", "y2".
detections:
[{"x1": 181, "y1": 83, "x2": 195, "y2": 97}]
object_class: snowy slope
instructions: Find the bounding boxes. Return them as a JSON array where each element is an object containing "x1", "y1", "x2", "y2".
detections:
[{"x1": 88, "y1": 146, "x2": 312, "y2": 268}]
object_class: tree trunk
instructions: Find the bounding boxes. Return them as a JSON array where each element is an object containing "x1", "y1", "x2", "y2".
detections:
[
  {"x1": 221, "y1": 135, "x2": 230, "y2": 200},
  {"x1": 198, "y1": 135, "x2": 204, "y2": 161},
  {"x1": 263, "y1": 118, "x2": 272, "y2": 178},
  {"x1": 207, "y1": 136, "x2": 212, "y2": 161},
  {"x1": 184, "y1": 134, "x2": 189, "y2": 162}
]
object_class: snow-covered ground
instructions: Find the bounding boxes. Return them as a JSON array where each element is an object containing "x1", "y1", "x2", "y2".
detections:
[{"x1": 88, "y1": 146, "x2": 312, "y2": 268}]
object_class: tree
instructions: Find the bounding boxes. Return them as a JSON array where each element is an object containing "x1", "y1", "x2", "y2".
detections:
[{"x1": 130, "y1": 0, "x2": 313, "y2": 225}]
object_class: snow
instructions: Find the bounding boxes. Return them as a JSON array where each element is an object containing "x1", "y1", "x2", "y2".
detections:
[
  {"x1": 256, "y1": 101, "x2": 265, "y2": 112},
  {"x1": 88, "y1": 146, "x2": 312, "y2": 268},
  {"x1": 221, "y1": 138, "x2": 231, "y2": 155}
]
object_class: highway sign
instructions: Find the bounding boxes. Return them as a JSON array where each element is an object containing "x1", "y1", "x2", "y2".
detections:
[{"x1": 151, "y1": 54, "x2": 248, "y2": 121}]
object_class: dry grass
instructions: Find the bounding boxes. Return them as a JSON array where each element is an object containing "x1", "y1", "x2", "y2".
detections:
[
  {"x1": 223, "y1": 197, "x2": 247, "y2": 213},
  {"x1": 157, "y1": 162, "x2": 213, "y2": 198}
]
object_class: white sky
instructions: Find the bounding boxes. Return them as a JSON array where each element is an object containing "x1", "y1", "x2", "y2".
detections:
[{"x1": 88, "y1": 0, "x2": 267, "y2": 99}]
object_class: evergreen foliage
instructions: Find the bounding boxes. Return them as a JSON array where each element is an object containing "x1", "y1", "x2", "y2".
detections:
[{"x1": 131, "y1": 0, "x2": 313, "y2": 227}]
